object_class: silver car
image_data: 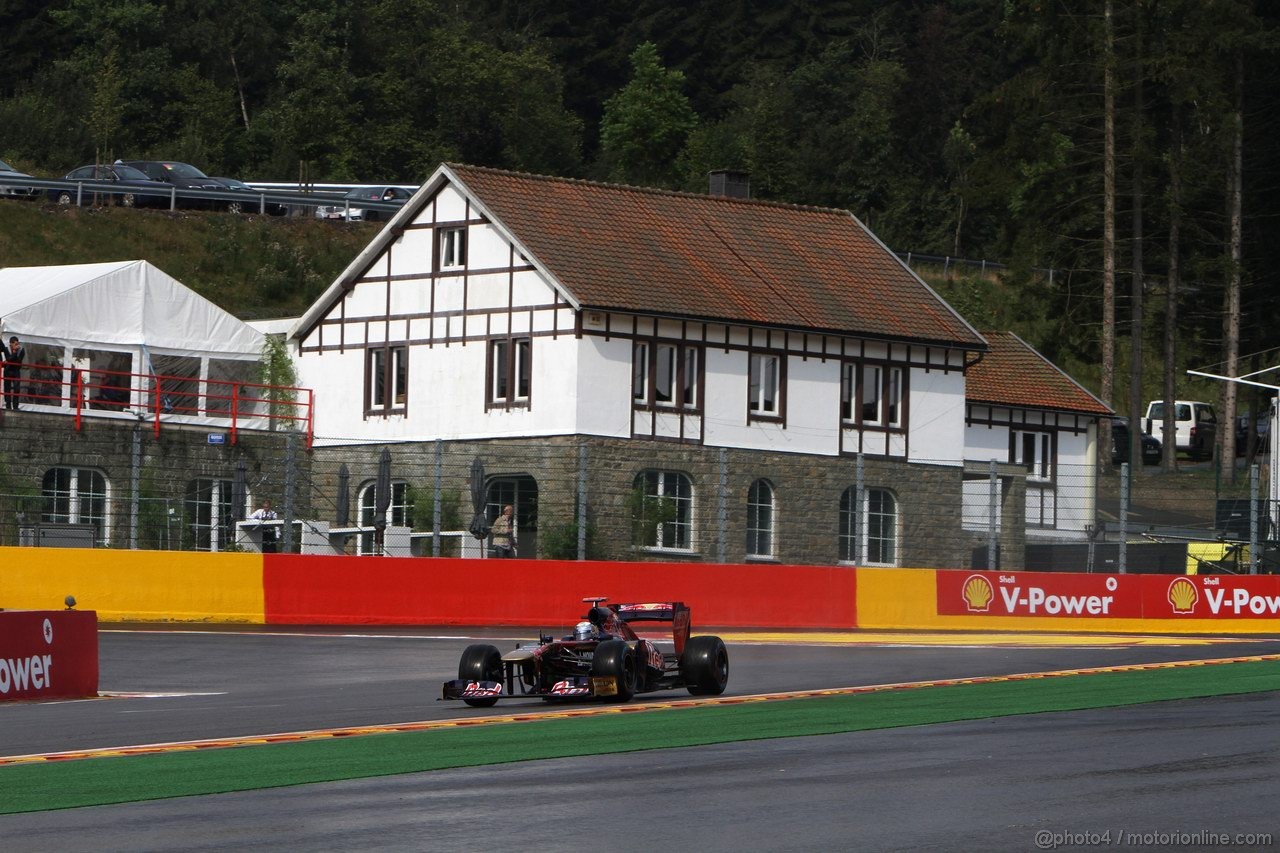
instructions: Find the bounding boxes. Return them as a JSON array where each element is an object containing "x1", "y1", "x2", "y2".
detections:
[
  {"x1": 315, "y1": 186, "x2": 412, "y2": 222},
  {"x1": 0, "y1": 159, "x2": 39, "y2": 200}
]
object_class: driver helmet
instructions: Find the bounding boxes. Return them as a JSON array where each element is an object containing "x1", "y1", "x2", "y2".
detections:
[{"x1": 573, "y1": 621, "x2": 594, "y2": 641}]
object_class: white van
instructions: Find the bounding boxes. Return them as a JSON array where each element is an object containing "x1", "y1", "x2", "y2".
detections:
[{"x1": 1143, "y1": 400, "x2": 1217, "y2": 460}]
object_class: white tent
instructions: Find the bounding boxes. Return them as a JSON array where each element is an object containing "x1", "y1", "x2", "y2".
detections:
[{"x1": 0, "y1": 260, "x2": 265, "y2": 421}]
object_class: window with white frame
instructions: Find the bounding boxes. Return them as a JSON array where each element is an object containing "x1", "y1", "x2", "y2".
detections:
[
  {"x1": 748, "y1": 352, "x2": 782, "y2": 419},
  {"x1": 368, "y1": 345, "x2": 408, "y2": 413},
  {"x1": 357, "y1": 480, "x2": 414, "y2": 554},
  {"x1": 746, "y1": 479, "x2": 775, "y2": 558},
  {"x1": 841, "y1": 362, "x2": 903, "y2": 427},
  {"x1": 634, "y1": 470, "x2": 693, "y2": 550},
  {"x1": 489, "y1": 337, "x2": 531, "y2": 408},
  {"x1": 1011, "y1": 429, "x2": 1053, "y2": 482},
  {"x1": 633, "y1": 342, "x2": 649, "y2": 403},
  {"x1": 439, "y1": 227, "x2": 466, "y2": 268},
  {"x1": 634, "y1": 341, "x2": 700, "y2": 410},
  {"x1": 42, "y1": 467, "x2": 109, "y2": 544},
  {"x1": 185, "y1": 478, "x2": 237, "y2": 552},
  {"x1": 865, "y1": 488, "x2": 898, "y2": 565},
  {"x1": 837, "y1": 485, "x2": 898, "y2": 565}
]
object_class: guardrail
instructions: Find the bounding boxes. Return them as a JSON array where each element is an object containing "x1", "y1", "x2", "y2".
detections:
[
  {"x1": 3, "y1": 173, "x2": 1062, "y2": 276},
  {"x1": 9, "y1": 364, "x2": 314, "y2": 446},
  {"x1": 0, "y1": 174, "x2": 410, "y2": 217}
]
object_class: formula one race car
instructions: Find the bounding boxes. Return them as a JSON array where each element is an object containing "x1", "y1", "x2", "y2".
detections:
[{"x1": 441, "y1": 597, "x2": 729, "y2": 707}]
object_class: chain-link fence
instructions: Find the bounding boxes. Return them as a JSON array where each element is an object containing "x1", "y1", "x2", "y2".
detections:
[{"x1": 1, "y1": 419, "x2": 1274, "y2": 574}]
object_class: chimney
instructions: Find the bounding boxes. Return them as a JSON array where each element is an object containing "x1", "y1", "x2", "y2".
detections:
[{"x1": 708, "y1": 170, "x2": 750, "y2": 199}]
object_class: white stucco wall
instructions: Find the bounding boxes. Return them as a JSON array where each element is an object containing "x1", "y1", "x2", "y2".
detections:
[{"x1": 908, "y1": 368, "x2": 967, "y2": 466}]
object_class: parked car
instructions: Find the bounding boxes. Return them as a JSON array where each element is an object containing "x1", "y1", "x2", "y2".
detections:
[
  {"x1": 1143, "y1": 399, "x2": 1216, "y2": 460},
  {"x1": 314, "y1": 186, "x2": 412, "y2": 222},
  {"x1": 50, "y1": 164, "x2": 169, "y2": 208},
  {"x1": 116, "y1": 159, "x2": 224, "y2": 209},
  {"x1": 1111, "y1": 418, "x2": 1161, "y2": 466},
  {"x1": 0, "y1": 159, "x2": 40, "y2": 200},
  {"x1": 1235, "y1": 412, "x2": 1271, "y2": 456},
  {"x1": 211, "y1": 177, "x2": 289, "y2": 216}
]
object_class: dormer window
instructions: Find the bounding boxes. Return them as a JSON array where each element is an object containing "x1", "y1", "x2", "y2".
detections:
[{"x1": 440, "y1": 227, "x2": 466, "y2": 269}]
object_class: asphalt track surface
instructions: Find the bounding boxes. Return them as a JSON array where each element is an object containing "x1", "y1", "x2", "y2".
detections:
[{"x1": 3, "y1": 628, "x2": 1280, "y2": 852}]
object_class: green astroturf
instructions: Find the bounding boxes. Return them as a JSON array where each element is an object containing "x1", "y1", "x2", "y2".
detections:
[{"x1": 3, "y1": 660, "x2": 1278, "y2": 814}]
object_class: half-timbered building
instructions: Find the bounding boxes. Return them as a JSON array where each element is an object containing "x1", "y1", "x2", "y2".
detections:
[{"x1": 289, "y1": 164, "x2": 1106, "y2": 566}]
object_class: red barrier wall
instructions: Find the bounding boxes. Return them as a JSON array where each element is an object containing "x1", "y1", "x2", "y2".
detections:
[
  {"x1": 0, "y1": 610, "x2": 98, "y2": 701},
  {"x1": 263, "y1": 555, "x2": 858, "y2": 628}
]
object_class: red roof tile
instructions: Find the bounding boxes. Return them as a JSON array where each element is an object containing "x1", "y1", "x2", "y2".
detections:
[
  {"x1": 447, "y1": 164, "x2": 985, "y2": 349},
  {"x1": 966, "y1": 331, "x2": 1112, "y2": 415}
]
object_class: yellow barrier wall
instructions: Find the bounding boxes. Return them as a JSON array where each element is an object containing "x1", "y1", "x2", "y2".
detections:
[
  {"x1": 856, "y1": 567, "x2": 1280, "y2": 634},
  {"x1": 0, "y1": 547, "x2": 264, "y2": 623}
]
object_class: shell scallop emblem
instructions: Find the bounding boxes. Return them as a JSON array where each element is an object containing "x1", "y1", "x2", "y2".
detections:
[
  {"x1": 1167, "y1": 577, "x2": 1198, "y2": 614},
  {"x1": 962, "y1": 574, "x2": 994, "y2": 612}
]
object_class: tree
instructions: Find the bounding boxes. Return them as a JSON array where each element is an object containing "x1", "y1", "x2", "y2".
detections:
[
  {"x1": 85, "y1": 48, "x2": 124, "y2": 165},
  {"x1": 269, "y1": 3, "x2": 360, "y2": 180},
  {"x1": 599, "y1": 42, "x2": 697, "y2": 187}
]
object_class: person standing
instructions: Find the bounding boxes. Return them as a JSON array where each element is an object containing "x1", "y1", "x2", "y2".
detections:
[
  {"x1": 3, "y1": 336, "x2": 25, "y2": 410},
  {"x1": 491, "y1": 504, "x2": 517, "y2": 558},
  {"x1": 249, "y1": 498, "x2": 279, "y2": 553}
]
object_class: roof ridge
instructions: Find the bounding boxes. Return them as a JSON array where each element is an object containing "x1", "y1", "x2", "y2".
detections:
[{"x1": 444, "y1": 162, "x2": 854, "y2": 217}]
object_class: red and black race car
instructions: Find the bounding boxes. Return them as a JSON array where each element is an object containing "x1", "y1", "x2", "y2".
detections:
[{"x1": 441, "y1": 597, "x2": 729, "y2": 707}]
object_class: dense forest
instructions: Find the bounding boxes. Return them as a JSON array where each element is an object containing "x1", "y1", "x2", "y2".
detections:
[{"x1": 2, "y1": 1, "x2": 1278, "y2": 459}]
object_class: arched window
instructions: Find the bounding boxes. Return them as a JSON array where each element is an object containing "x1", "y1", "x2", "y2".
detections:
[
  {"x1": 746, "y1": 479, "x2": 775, "y2": 558},
  {"x1": 633, "y1": 471, "x2": 693, "y2": 551},
  {"x1": 838, "y1": 486, "x2": 898, "y2": 566},
  {"x1": 42, "y1": 467, "x2": 110, "y2": 545},
  {"x1": 865, "y1": 488, "x2": 898, "y2": 565},
  {"x1": 357, "y1": 480, "x2": 413, "y2": 554}
]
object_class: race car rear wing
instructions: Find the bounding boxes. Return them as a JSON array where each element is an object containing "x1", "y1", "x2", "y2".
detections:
[{"x1": 611, "y1": 602, "x2": 691, "y2": 655}]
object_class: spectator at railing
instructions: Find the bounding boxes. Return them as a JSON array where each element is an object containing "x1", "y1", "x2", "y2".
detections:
[{"x1": 2, "y1": 335, "x2": 24, "y2": 411}]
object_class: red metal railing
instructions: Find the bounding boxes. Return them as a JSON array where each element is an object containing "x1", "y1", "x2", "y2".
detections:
[{"x1": 11, "y1": 366, "x2": 314, "y2": 446}]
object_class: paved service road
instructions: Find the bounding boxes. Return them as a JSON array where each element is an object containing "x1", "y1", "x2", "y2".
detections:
[{"x1": 2, "y1": 629, "x2": 1278, "y2": 852}]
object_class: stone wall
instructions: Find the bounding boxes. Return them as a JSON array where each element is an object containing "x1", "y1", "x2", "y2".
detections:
[
  {"x1": 310, "y1": 436, "x2": 988, "y2": 568},
  {"x1": 0, "y1": 412, "x2": 307, "y2": 548}
]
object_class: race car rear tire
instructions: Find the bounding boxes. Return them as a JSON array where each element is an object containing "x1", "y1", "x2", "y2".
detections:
[
  {"x1": 458, "y1": 643, "x2": 503, "y2": 707},
  {"x1": 681, "y1": 635, "x2": 729, "y2": 696},
  {"x1": 590, "y1": 639, "x2": 636, "y2": 701}
]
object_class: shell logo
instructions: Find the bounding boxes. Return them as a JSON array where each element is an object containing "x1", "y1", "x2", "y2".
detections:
[
  {"x1": 962, "y1": 574, "x2": 994, "y2": 612},
  {"x1": 1167, "y1": 577, "x2": 1199, "y2": 614}
]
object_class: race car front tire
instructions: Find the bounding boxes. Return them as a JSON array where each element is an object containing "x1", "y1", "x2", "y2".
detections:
[
  {"x1": 591, "y1": 639, "x2": 636, "y2": 701},
  {"x1": 681, "y1": 635, "x2": 729, "y2": 695},
  {"x1": 458, "y1": 643, "x2": 503, "y2": 707}
]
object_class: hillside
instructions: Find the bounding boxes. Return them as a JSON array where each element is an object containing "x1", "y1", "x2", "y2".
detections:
[{"x1": 0, "y1": 201, "x2": 373, "y2": 321}]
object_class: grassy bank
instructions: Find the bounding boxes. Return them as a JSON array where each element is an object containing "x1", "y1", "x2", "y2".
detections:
[{"x1": 0, "y1": 200, "x2": 372, "y2": 320}]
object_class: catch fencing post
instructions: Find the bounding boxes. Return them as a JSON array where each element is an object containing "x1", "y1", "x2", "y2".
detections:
[
  {"x1": 282, "y1": 431, "x2": 297, "y2": 553},
  {"x1": 130, "y1": 425, "x2": 141, "y2": 550},
  {"x1": 988, "y1": 460, "x2": 998, "y2": 569},
  {"x1": 1119, "y1": 463, "x2": 1129, "y2": 574},
  {"x1": 577, "y1": 443, "x2": 588, "y2": 561},
  {"x1": 433, "y1": 438, "x2": 442, "y2": 557},
  {"x1": 857, "y1": 454, "x2": 866, "y2": 565},
  {"x1": 717, "y1": 448, "x2": 727, "y2": 564},
  {"x1": 1251, "y1": 463, "x2": 1260, "y2": 574}
]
